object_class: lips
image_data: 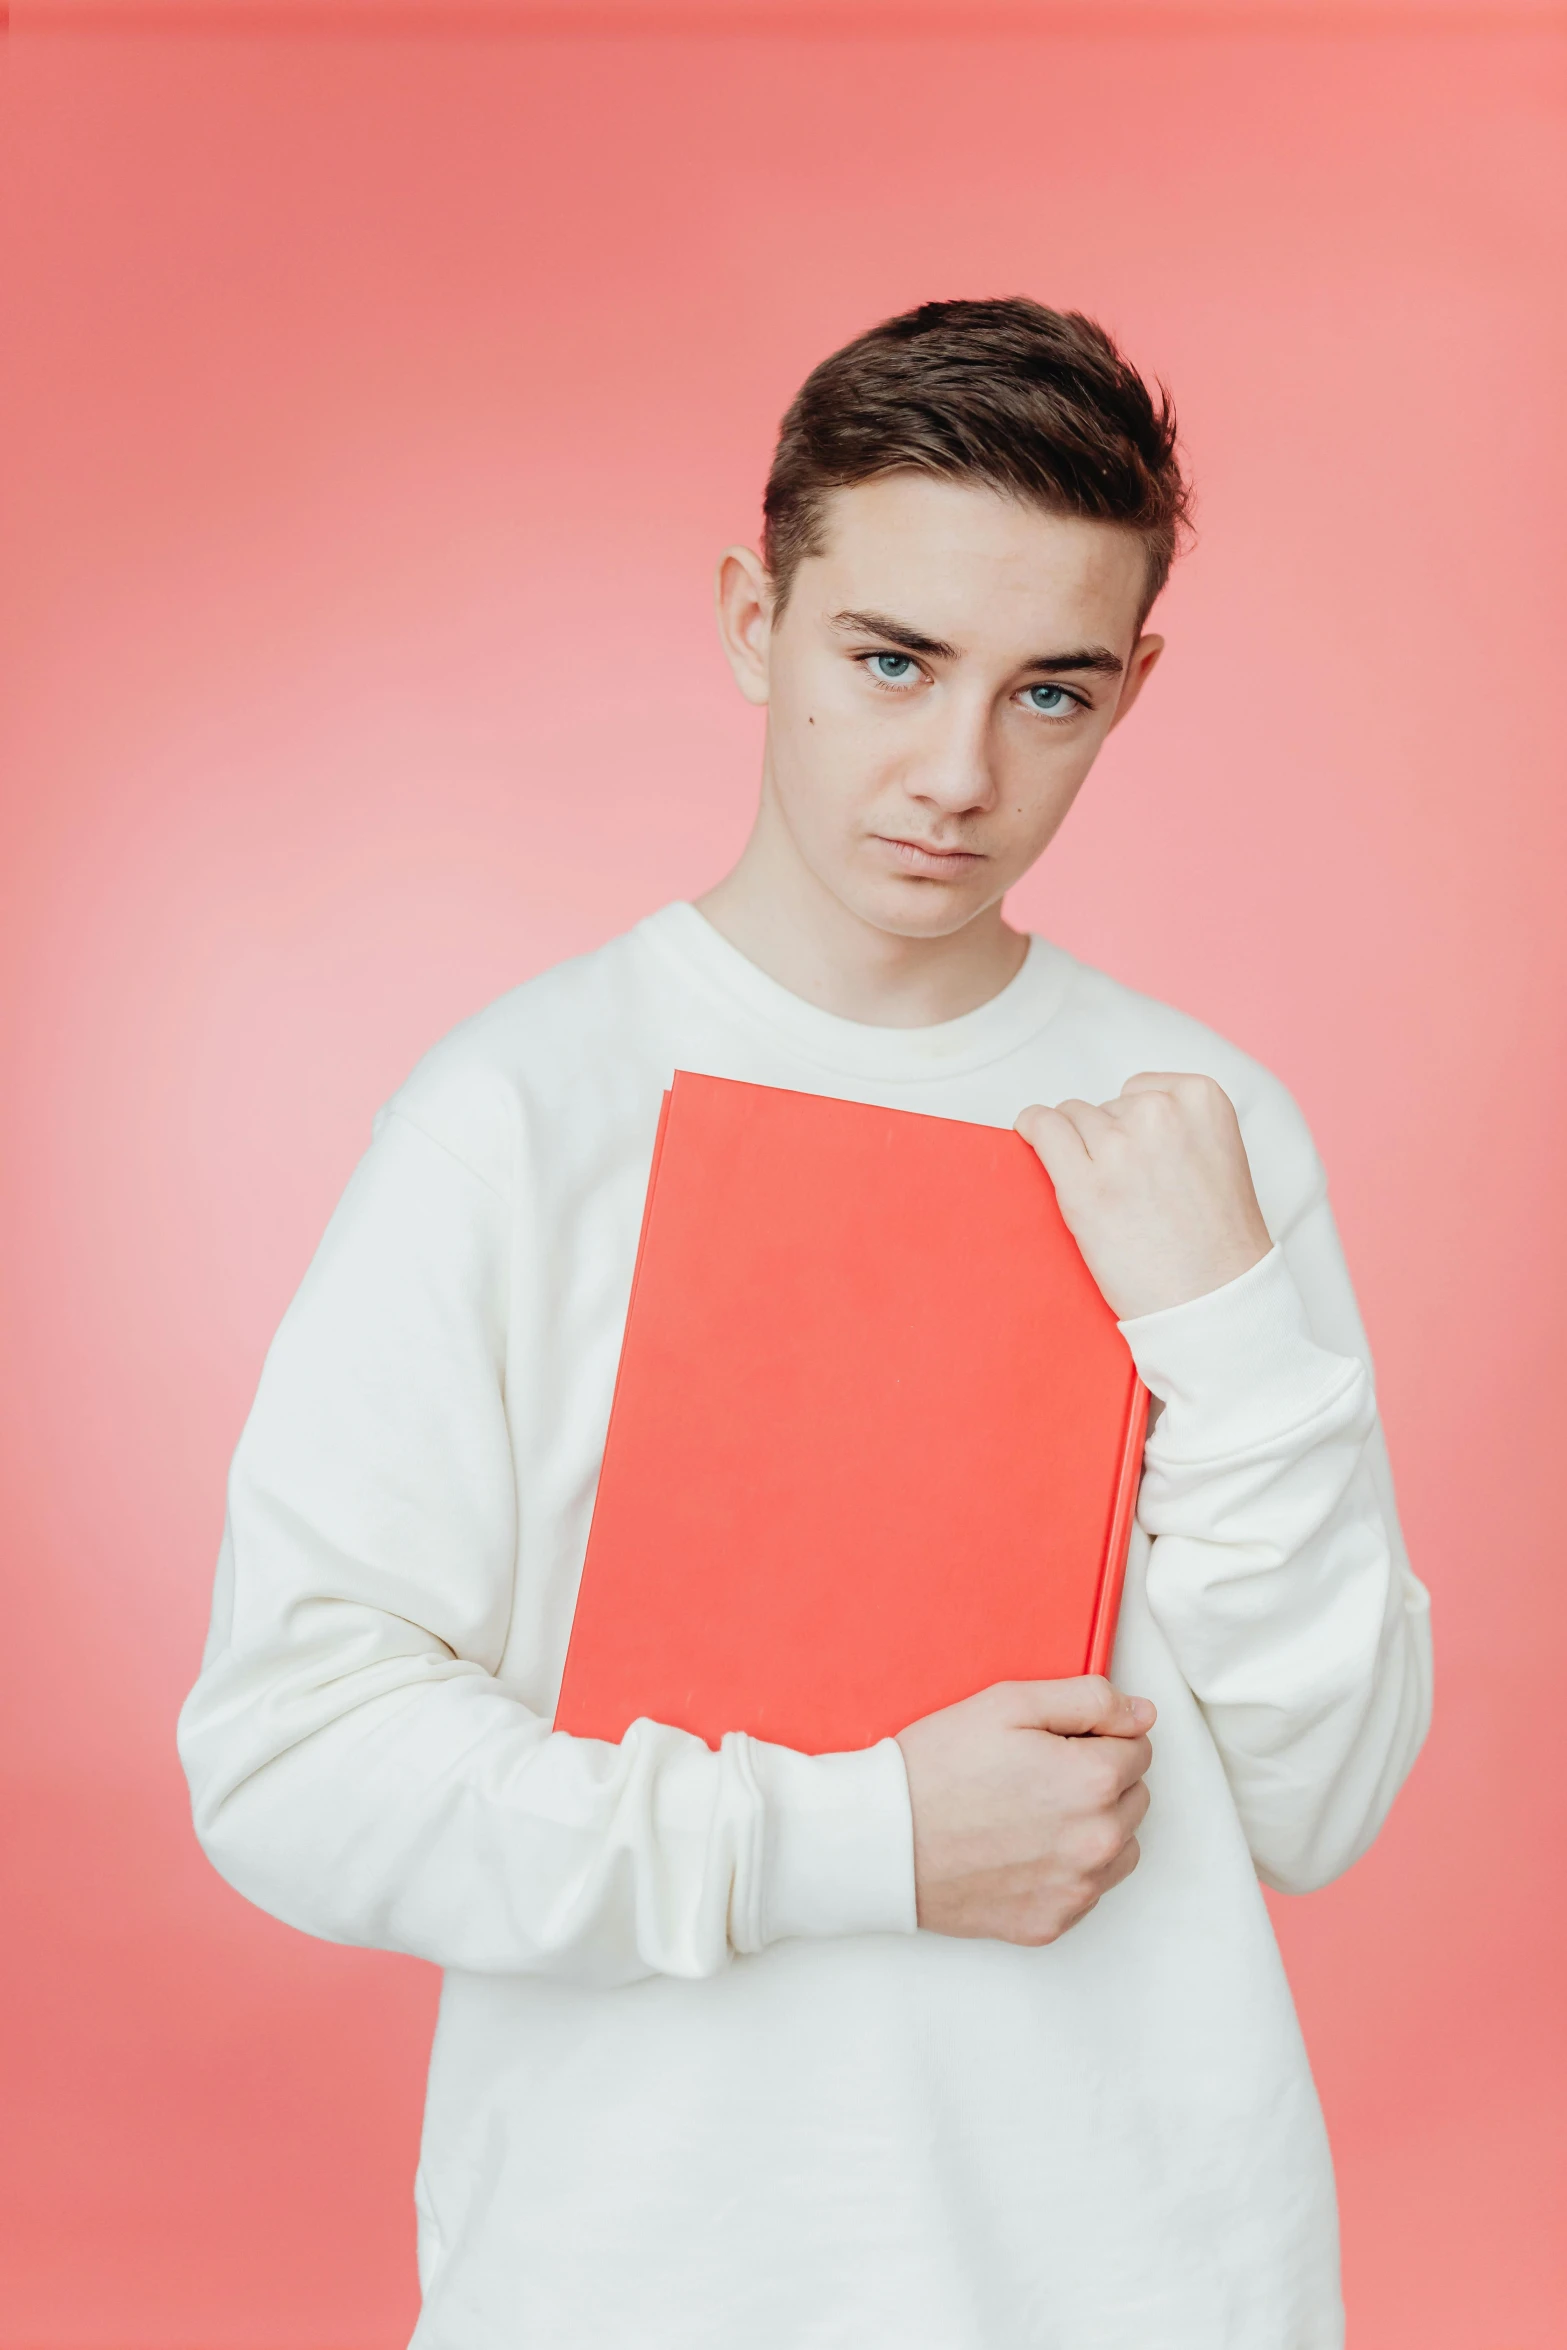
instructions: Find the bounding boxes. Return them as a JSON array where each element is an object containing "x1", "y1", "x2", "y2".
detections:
[{"x1": 876, "y1": 835, "x2": 985, "y2": 875}]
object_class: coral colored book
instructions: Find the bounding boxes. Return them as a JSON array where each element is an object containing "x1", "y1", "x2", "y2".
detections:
[{"x1": 554, "y1": 1072, "x2": 1149, "y2": 1756}]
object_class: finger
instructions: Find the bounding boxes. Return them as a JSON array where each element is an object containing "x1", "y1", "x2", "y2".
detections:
[
  {"x1": 1050, "y1": 1098, "x2": 1120, "y2": 1155},
  {"x1": 1097, "y1": 1836, "x2": 1142, "y2": 1895},
  {"x1": 1009, "y1": 1676, "x2": 1154, "y2": 1739},
  {"x1": 1097, "y1": 1078, "x2": 1181, "y2": 1125},
  {"x1": 1119, "y1": 1070, "x2": 1223, "y2": 1101},
  {"x1": 1118, "y1": 1070, "x2": 1239, "y2": 1126},
  {"x1": 1115, "y1": 1776, "x2": 1152, "y2": 1835},
  {"x1": 1097, "y1": 1734, "x2": 1154, "y2": 1797},
  {"x1": 1090, "y1": 1694, "x2": 1156, "y2": 1740},
  {"x1": 1014, "y1": 1102, "x2": 1090, "y2": 1179}
]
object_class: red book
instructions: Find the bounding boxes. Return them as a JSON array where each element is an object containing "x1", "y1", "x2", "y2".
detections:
[{"x1": 554, "y1": 1072, "x2": 1148, "y2": 1755}]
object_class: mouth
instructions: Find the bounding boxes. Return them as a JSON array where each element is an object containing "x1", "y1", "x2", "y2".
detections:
[{"x1": 874, "y1": 835, "x2": 987, "y2": 879}]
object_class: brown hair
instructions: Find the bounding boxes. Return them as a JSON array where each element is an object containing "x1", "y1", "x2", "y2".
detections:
[{"x1": 762, "y1": 297, "x2": 1190, "y2": 622}]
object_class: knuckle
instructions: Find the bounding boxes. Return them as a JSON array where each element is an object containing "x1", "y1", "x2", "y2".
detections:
[
  {"x1": 1080, "y1": 1821, "x2": 1124, "y2": 1874},
  {"x1": 1015, "y1": 1890, "x2": 1065, "y2": 1947}
]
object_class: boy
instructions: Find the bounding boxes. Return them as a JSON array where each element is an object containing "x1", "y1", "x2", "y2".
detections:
[{"x1": 180, "y1": 298, "x2": 1432, "y2": 2347}]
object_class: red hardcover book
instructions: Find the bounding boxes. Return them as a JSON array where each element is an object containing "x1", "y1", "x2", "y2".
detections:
[{"x1": 554, "y1": 1072, "x2": 1148, "y2": 1755}]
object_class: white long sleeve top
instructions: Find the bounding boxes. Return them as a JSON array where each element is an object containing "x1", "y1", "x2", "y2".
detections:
[{"x1": 178, "y1": 903, "x2": 1432, "y2": 2349}]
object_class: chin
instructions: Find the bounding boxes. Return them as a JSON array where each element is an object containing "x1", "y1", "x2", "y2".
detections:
[{"x1": 840, "y1": 870, "x2": 998, "y2": 942}]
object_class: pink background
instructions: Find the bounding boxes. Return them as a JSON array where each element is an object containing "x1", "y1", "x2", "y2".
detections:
[{"x1": 3, "y1": 4, "x2": 1565, "y2": 2343}]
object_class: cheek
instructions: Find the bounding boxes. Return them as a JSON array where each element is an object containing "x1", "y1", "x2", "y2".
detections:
[
  {"x1": 999, "y1": 731, "x2": 1100, "y2": 827},
  {"x1": 774, "y1": 693, "x2": 889, "y2": 817}
]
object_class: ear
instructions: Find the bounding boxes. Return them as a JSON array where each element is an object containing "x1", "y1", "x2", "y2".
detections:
[
  {"x1": 714, "y1": 545, "x2": 774, "y2": 707},
  {"x1": 1106, "y1": 633, "x2": 1164, "y2": 733}
]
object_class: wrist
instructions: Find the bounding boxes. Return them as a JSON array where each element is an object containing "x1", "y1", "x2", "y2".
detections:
[
  {"x1": 1118, "y1": 1245, "x2": 1370, "y2": 1451},
  {"x1": 1107, "y1": 1229, "x2": 1272, "y2": 1322},
  {"x1": 738, "y1": 1734, "x2": 918, "y2": 1951}
]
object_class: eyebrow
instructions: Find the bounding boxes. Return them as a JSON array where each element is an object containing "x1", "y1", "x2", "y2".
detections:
[{"x1": 829, "y1": 609, "x2": 1123, "y2": 677}]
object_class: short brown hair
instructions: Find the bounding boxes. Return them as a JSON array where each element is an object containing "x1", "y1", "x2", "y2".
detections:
[{"x1": 762, "y1": 297, "x2": 1190, "y2": 622}]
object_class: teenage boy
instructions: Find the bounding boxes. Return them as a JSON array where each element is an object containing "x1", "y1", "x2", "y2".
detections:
[{"x1": 180, "y1": 298, "x2": 1432, "y2": 2348}]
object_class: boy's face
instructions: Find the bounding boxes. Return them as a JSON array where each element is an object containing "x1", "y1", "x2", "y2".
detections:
[{"x1": 718, "y1": 472, "x2": 1163, "y2": 941}]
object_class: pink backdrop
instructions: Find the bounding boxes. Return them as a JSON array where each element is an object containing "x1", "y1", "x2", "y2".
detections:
[{"x1": 3, "y1": 5, "x2": 1565, "y2": 2344}]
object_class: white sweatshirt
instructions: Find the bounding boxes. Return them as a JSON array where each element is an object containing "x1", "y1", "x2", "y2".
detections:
[{"x1": 179, "y1": 903, "x2": 1432, "y2": 2350}]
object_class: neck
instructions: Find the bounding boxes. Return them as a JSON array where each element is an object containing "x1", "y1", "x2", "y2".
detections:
[{"x1": 696, "y1": 789, "x2": 1028, "y2": 1028}]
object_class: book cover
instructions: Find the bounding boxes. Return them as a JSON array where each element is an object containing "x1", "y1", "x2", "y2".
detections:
[{"x1": 555, "y1": 1071, "x2": 1147, "y2": 1755}]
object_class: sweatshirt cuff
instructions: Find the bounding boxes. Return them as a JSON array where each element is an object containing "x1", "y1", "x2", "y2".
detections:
[
  {"x1": 1118, "y1": 1245, "x2": 1359, "y2": 1450},
  {"x1": 743, "y1": 1734, "x2": 917, "y2": 1949}
]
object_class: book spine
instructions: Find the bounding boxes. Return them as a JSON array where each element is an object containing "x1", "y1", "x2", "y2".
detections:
[{"x1": 1085, "y1": 1375, "x2": 1150, "y2": 1680}]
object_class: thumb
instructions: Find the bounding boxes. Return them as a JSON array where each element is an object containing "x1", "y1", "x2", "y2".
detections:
[{"x1": 1012, "y1": 1675, "x2": 1156, "y2": 1738}]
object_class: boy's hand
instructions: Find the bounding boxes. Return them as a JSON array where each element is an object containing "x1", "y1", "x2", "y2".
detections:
[
  {"x1": 1015, "y1": 1072, "x2": 1272, "y2": 1322},
  {"x1": 896, "y1": 1678, "x2": 1155, "y2": 1945}
]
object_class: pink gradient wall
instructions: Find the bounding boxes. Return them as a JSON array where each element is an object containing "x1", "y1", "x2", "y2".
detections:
[{"x1": 3, "y1": 6, "x2": 1565, "y2": 2344}]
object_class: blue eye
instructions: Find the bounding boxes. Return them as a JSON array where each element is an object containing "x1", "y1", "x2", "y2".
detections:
[
  {"x1": 1025, "y1": 684, "x2": 1073, "y2": 714},
  {"x1": 868, "y1": 653, "x2": 917, "y2": 682}
]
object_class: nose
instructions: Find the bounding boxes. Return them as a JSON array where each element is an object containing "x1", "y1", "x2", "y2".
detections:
[{"x1": 908, "y1": 690, "x2": 999, "y2": 818}]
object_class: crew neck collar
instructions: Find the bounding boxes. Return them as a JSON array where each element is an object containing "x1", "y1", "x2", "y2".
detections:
[{"x1": 639, "y1": 901, "x2": 1075, "y2": 1082}]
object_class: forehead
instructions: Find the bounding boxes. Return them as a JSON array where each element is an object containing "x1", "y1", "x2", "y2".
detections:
[{"x1": 799, "y1": 472, "x2": 1149, "y2": 650}]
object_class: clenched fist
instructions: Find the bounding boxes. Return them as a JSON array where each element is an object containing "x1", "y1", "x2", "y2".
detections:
[
  {"x1": 896, "y1": 1678, "x2": 1155, "y2": 1946},
  {"x1": 1015, "y1": 1071, "x2": 1272, "y2": 1322}
]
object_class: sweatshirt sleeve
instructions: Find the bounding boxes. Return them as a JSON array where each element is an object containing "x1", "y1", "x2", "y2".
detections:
[
  {"x1": 176, "y1": 1104, "x2": 916, "y2": 1988},
  {"x1": 1120, "y1": 1201, "x2": 1432, "y2": 1895}
]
